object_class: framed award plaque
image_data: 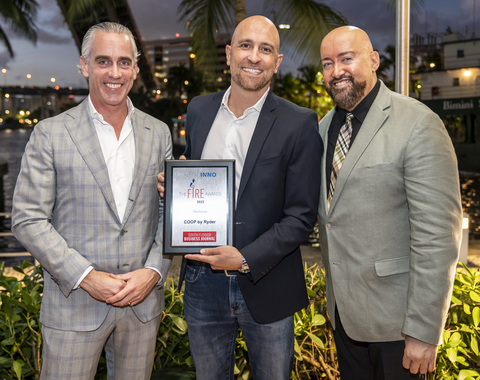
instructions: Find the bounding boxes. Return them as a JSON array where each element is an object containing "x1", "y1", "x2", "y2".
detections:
[{"x1": 163, "y1": 160, "x2": 235, "y2": 254}]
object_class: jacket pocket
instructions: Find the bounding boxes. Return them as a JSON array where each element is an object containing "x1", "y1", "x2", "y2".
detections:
[{"x1": 374, "y1": 256, "x2": 410, "y2": 277}]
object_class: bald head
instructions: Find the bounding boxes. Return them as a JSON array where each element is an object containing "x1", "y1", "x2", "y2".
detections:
[
  {"x1": 226, "y1": 15, "x2": 283, "y2": 96},
  {"x1": 320, "y1": 26, "x2": 379, "y2": 111},
  {"x1": 321, "y1": 26, "x2": 373, "y2": 57},
  {"x1": 232, "y1": 16, "x2": 280, "y2": 53}
]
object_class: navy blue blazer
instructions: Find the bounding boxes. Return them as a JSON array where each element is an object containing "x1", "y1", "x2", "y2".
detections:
[{"x1": 182, "y1": 90, "x2": 323, "y2": 324}]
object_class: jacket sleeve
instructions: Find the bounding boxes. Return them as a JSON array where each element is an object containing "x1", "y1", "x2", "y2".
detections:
[
  {"x1": 401, "y1": 110, "x2": 462, "y2": 345},
  {"x1": 12, "y1": 122, "x2": 92, "y2": 297}
]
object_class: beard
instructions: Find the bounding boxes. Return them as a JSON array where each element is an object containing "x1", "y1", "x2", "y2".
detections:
[
  {"x1": 326, "y1": 75, "x2": 367, "y2": 110},
  {"x1": 231, "y1": 68, "x2": 272, "y2": 92}
]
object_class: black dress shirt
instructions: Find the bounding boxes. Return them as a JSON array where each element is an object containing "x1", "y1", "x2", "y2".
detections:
[{"x1": 325, "y1": 80, "x2": 381, "y2": 193}]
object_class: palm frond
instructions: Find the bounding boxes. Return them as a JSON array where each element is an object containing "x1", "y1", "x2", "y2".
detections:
[
  {"x1": 0, "y1": 0, "x2": 38, "y2": 57},
  {"x1": 264, "y1": 0, "x2": 348, "y2": 66},
  {"x1": 0, "y1": 26, "x2": 15, "y2": 57},
  {"x1": 178, "y1": 0, "x2": 235, "y2": 74}
]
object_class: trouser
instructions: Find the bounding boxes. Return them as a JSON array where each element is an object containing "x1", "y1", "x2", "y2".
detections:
[
  {"x1": 183, "y1": 263, "x2": 294, "y2": 380},
  {"x1": 40, "y1": 306, "x2": 160, "y2": 380},
  {"x1": 334, "y1": 308, "x2": 421, "y2": 380}
]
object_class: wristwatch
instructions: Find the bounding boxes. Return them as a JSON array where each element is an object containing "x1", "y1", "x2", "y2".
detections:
[{"x1": 239, "y1": 256, "x2": 250, "y2": 274}]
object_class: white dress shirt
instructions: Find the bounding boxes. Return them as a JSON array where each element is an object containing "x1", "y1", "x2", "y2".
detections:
[
  {"x1": 75, "y1": 96, "x2": 160, "y2": 289},
  {"x1": 201, "y1": 86, "x2": 269, "y2": 205}
]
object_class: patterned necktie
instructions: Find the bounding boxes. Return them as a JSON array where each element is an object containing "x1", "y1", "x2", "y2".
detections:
[{"x1": 328, "y1": 113, "x2": 354, "y2": 208}]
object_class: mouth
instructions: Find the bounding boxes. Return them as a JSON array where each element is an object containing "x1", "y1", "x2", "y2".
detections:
[
  {"x1": 242, "y1": 68, "x2": 262, "y2": 75},
  {"x1": 105, "y1": 83, "x2": 122, "y2": 89},
  {"x1": 333, "y1": 79, "x2": 350, "y2": 87}
]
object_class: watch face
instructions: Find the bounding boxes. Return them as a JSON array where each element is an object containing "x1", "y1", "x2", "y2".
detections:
[{"x1": 239, "y1": 263, "x2": 250, "y2": 274}]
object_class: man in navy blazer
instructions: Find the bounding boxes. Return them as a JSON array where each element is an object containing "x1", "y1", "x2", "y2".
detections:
[{"x1": 178, "y1": 16, "x2": 323, "y2": 380}]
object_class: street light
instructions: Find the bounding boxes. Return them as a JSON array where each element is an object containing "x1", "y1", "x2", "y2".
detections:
[
  {"x1": 51, "y1": 78, "x2": 56, "y2": 83},
  {"x1": 1, "y1": 68, "x2": 6, "y2": 86}
]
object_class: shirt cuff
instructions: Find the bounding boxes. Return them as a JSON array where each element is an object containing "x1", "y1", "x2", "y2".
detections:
[
  {"x1": 74, "y1": 266, "x2": 94, "y2": 290},
  {"x1": 145, "y1": 266, "x2": 163, "y2": 285}
]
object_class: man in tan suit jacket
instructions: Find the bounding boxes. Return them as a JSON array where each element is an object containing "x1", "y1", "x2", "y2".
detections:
[{"x1": 317, "y1": 26, "x2": 462, "y2": 379}]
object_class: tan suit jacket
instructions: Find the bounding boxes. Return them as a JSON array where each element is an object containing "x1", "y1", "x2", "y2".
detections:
[{"x1": 317, "y1": 82, "x2": 462, "y2": 345}]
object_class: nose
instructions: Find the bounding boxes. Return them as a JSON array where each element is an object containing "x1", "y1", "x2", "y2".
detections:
[
  {"x1": 332, "y1": 63, "x2": 345, "y2": 79},
  {"x1": 248, "y1": 49, "x2": 261, "y2": 64},
  {"x1": 109, "y1": 63, "x2": 121, "y2": 79}
]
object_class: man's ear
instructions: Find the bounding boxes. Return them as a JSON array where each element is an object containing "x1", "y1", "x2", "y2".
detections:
[
  {"x1": 226, "y1": 45, "x2": 231, "y2": 66},
  {"x1": 274, "y1": 54, "x2": 284, "y2": 74},
  {"x1": 371, "y1": 51, "x2": 380, "y2": 72},
  {"x1": 80, "y1": 56, "x2": 89, "y2": 79}
]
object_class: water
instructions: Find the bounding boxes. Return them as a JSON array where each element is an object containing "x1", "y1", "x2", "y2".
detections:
[
  {"x1": 0, "y1": 128, "x2": 34, "y2": 265},
  {"x1": 1, "y1": 128, "x2": 479, "y2": 264}
]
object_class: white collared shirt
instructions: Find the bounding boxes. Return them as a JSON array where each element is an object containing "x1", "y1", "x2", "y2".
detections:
[
  {"x1": 75, "y1": 97, "x2": 161, "y2": 289},
  {"x1": 89, "y1": 95, "x2": 135, "y2": 222},
  {"x1": 201, "y1": 86, "x2": 269, "y2": 204}
]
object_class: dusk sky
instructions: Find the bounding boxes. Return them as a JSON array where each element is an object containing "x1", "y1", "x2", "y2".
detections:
[{"x1": 0, "y1": 0, "x2": 469, "y2": 88}]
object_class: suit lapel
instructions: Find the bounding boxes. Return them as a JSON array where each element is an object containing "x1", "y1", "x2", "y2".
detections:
[
  {"x1": 328, "y1": 82, "x2": 392, "y2": 213},
  {"x1": 237, "y1": 91, "x2": 277, "y2": 204},
  {"x1": 319, "y1": 109, "x2": 335, "y2": 216},
  {"x1": 64, "y1": 100, "x2": 120, "y2": 222},
  {"x1": 192, "y1": 92, "x2": 224, "y2": 159},
  {"x1": 122, "y1": 110, "x2": 152, "y2": 225}
]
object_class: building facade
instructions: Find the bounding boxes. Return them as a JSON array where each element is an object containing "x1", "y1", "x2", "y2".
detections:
[
  {"x1": 411, "y1": 33, "x2": 480, "y2": 172},
  {"x1": 144, "y1": 34, "x2": 231, "y2": 96}
]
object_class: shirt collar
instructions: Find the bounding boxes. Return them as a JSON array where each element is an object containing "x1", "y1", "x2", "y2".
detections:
[
  {"x1": 336, "y1": 79, "x2": 380, "y2": 123},
  {"x1": 221, "y1": 86, "x2": 270, "y2": 118},
  {"x1": 87, "y1": 95, "x2": 135, "y2": 125}
]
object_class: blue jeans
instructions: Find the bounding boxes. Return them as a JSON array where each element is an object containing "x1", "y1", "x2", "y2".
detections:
[{"x1": 183, "y1": 263, "x2": 294, "y2": 380}]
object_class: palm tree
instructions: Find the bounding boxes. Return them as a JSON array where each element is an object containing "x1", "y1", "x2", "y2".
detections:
[
  {"x1": 377, "y1": 44, "x2": 395, "y2": 83},
  {"x1": 179, "y1": 0, "x2": 425, "y2": 78},
  {"x1": 56, "y1": 0, "x2": 157, "y2": 90},
  {"x1": 58, "y1": 0, "x2": 125, "y2": 24},
  {"x1": 298, "y1": 64, "x2": 321, "y2": 109},
  {"x1": 0, "y1": 0, "x2": 38, "y2": 58},
  {"x1": 178, "y1": 0, "x2": 348, "y2": 75}
]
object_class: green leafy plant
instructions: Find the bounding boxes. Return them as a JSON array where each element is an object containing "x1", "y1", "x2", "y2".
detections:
[
  {"x1": 154, "y1": 278, "x2": 191, "y2": 369},
  {"x1": 292, "y1": 265, "x2": 338, "y2": 380},
  {"x1": 4, "y1": 261, "x2": 480, "y2": 379},
  {"x1": 433, "y1": 263, "x2": 480, "y2": 380},
  {"x1": 0, "y1": 261, "x2": 43, "y2": 380}
]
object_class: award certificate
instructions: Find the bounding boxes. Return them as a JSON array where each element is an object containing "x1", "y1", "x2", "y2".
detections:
[{"x1": 163, "y1": 160, "x2": 235, "y2": 254}]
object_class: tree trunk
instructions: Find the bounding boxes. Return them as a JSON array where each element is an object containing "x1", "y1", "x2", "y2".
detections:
[{"x1": 234, "y1": 0, "x2": 247, "y2": 26}]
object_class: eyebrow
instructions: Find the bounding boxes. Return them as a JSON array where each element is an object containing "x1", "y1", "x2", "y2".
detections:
[
  {"x1": 236, "y1": 38, "x2": 276, "y2": 51},
  {"x1": 321, "y1": 50, "x2": 355, "y2": 62},
  {"x1": 94, "y1": 55, "x2": 133, "y2": 62}
]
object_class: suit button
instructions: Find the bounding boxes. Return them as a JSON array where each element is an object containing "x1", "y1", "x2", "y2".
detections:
[
  {"x1": 120, "y1": 229, "x2": 126, "y2": 236},
  {"x1": 326, "y1": 223, "x2": 332, "y2": 229}
]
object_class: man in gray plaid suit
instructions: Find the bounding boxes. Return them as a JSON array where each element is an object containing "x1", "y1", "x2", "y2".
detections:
[{"x1": 12, "y1": 22, "x2": 172, "y2": 380}]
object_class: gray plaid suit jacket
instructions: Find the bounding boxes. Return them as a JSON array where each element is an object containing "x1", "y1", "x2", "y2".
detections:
[{"x1": 12, "y1": 99, "x2": 172, "y2": 331}]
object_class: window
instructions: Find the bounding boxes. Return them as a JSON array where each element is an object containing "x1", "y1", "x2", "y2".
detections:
[
  {"x1": 457, "y1": 49, "x2": 465, "y2": 58},
  {"x1": 443, "y1": 115, "x2": 476, "y2": 143},
  {"x1": 453, "y1": 78, "x2": 460, "y2": 86}
]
